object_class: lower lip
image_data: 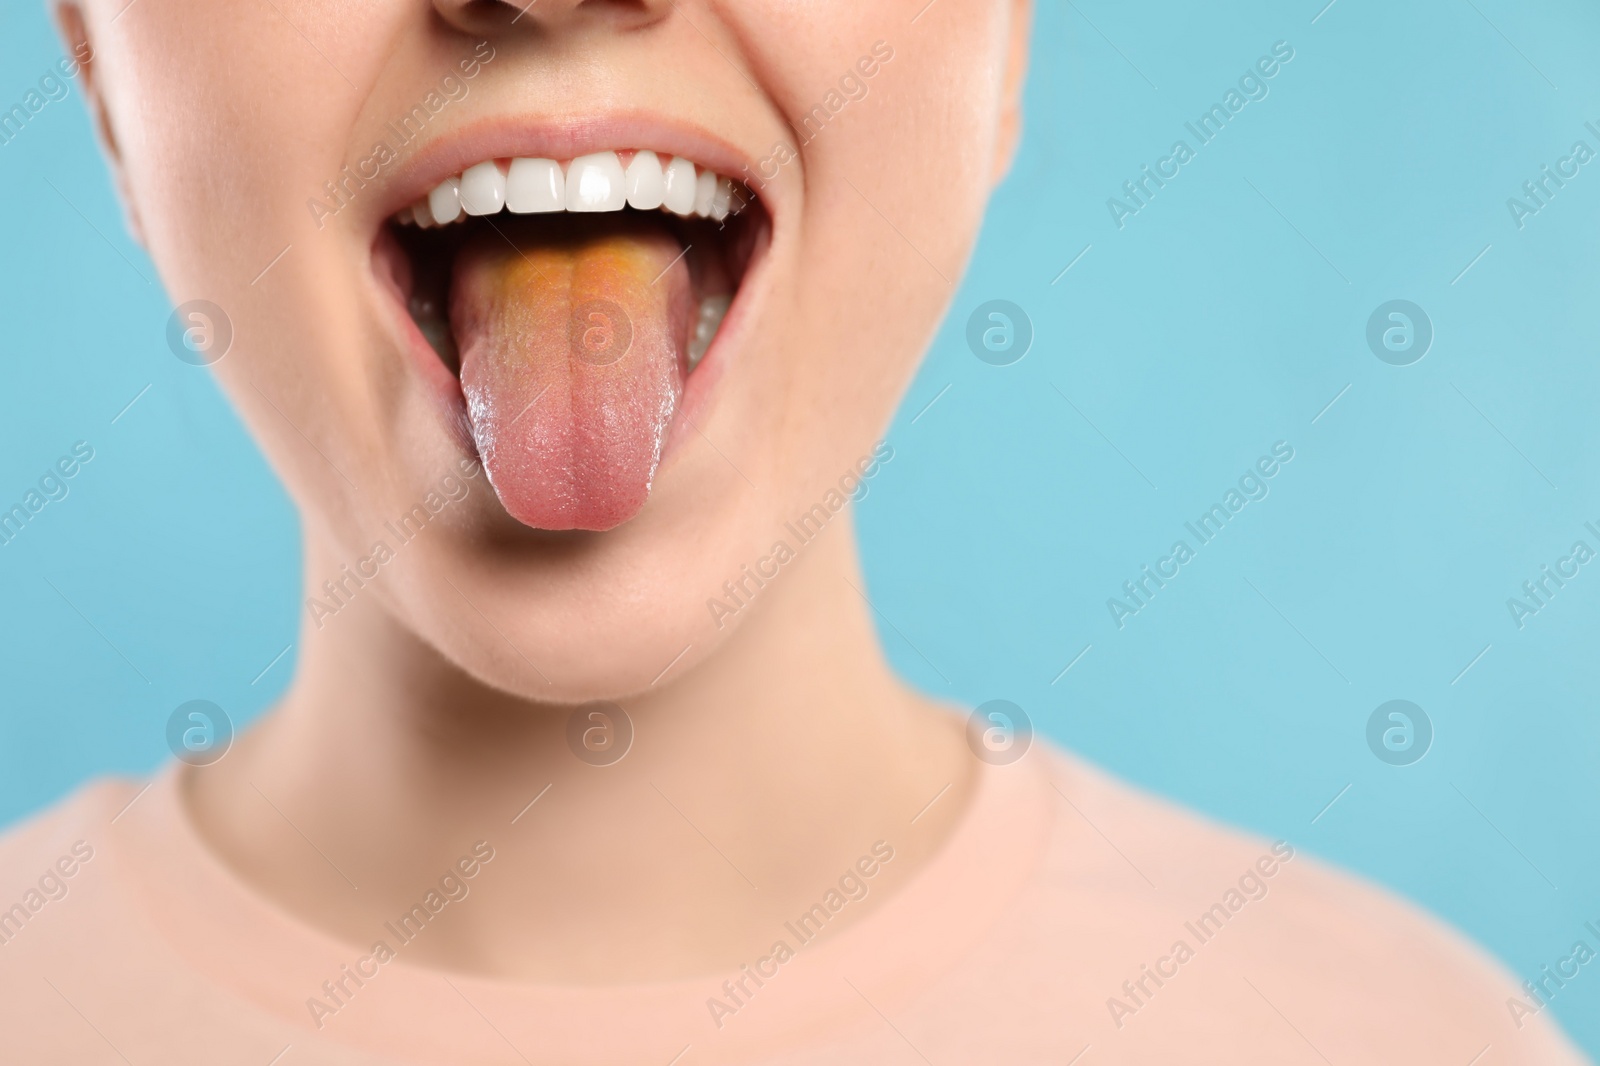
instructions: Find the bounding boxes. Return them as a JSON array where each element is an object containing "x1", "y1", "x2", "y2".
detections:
[{"x1": 371, "y1": 216, "x2": 772, "y2": 505}]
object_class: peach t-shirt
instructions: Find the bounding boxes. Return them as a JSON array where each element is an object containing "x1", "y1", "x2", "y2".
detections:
[{"x1": 0, "y1": 747, "x2": 1585, "y2": 1064}]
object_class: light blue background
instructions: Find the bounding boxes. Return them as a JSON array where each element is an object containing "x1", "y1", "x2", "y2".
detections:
[{"x1": 2, "y1": 0, "x2": 1597, "y2": 1052}]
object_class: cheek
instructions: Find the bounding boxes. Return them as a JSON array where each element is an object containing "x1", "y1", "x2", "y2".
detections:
[
  {"x1": 114, "y1": 0, "x2": 346, "y2": 280},
  {"x1": 104, "y1": 1, "x2": 471, "y2": 561},
  {"x1": 759, "y1": 6, "x2": 1004, "y2": 458}
]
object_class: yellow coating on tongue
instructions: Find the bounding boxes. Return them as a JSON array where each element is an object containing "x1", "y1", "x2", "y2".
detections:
[
  {"x1": 475, "y1": 235, "x2": 676, "y2": 365},
  {"x1": 450, "y1": 224, "x2": 692, "y2": 530}
]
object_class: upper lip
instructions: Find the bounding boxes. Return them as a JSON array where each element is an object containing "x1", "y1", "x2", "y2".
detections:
[{"x1": 373, "y1": 112, "x2": 771, "y2": 225}]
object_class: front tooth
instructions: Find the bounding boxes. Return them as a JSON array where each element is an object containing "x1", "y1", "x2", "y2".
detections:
[
  {"x1": 566, "y1": 152, "x2": 626, "y2": 212},
  {"x1": 413, "y1": 198, "x2": 434, "y2": 228},
  {"x1": 661, "y1": 156, "x2": 697, "y2": 215},
  {"x1": 428, "y1": 177, "x2": 462, "y2": 225},
  {"x1": 460, "y1": 161, "x2": 507, "y2": 216},
  {"x1": 692, "y1": 168, "x2": 717, "y2": 217},
  {"x1": 710, "y1": 177, "x2": 733, "y2": 221},
  {"x1": 687, "y1": 294, "x2": 731, "y2": 371},
  {"x1": 625, "y1": 150, "x2": 665, "y2": 210},
  {"x1": 506, "y1": 158, "x2": 564, "y2": 213}
]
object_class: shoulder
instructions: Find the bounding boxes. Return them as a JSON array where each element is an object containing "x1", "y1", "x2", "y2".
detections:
[
  {"x1": 0, "y1": 780, "x2": 136, "y2": 955},
  {"x1": 0, "y1": 779, "x2": 128, "y2": 895},
  {"x1": 997, "y1": 747, "x2": 1590, "y2": 1063}
]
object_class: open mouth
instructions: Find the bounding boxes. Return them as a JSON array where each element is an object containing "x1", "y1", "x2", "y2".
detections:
[{"x1": 375, "y1": 149, "x2": 767, "y2": 532}]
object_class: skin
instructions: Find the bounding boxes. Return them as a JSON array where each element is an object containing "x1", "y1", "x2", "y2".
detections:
[
  {"x1": 56, "y1": 0, "x2": 1029, "y2": 980},
  {"x1": 47, "y1": 0, "x2": 1589, "y2": 1058}
]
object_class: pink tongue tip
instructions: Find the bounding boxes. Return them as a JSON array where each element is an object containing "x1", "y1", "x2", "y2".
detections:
[{"x1": 450, "y1": 224, "x2": 691, "y2": 531}]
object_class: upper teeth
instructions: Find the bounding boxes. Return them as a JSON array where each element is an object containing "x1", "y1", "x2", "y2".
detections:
[{"x1": 402, "y1": 151, "x2": 744, "y2": 227}]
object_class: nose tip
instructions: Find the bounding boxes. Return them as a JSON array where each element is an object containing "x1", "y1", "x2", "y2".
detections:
[{"x1": 431, "y1": 0, "x2": 671, "y2": 36}]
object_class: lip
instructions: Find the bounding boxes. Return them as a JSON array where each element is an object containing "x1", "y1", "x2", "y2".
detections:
[
  {"x1": 365, "y1": 112, "x2": 782, "y2": 512},
  {"x1": 372, "y1": 112, "x2": 778, "y2": 226}
]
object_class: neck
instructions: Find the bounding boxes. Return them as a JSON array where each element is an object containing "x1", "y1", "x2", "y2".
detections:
[{"x1": 188, "y1": 510, "x2": 973, "y2": 981}]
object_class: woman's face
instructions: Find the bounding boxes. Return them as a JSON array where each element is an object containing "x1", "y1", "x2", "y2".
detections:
[{"x1": 69, "y1": 0, "x2": 1026, "y2": 700}]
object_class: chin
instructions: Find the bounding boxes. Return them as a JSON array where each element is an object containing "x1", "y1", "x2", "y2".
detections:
[{"x1": 370, "y1": 504, "x2": 761, "y2": 704}]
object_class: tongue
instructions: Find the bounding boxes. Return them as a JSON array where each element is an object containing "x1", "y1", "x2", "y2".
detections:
[{"x1": 451, "y1": 217, "x2": 692, "y2": 531}]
